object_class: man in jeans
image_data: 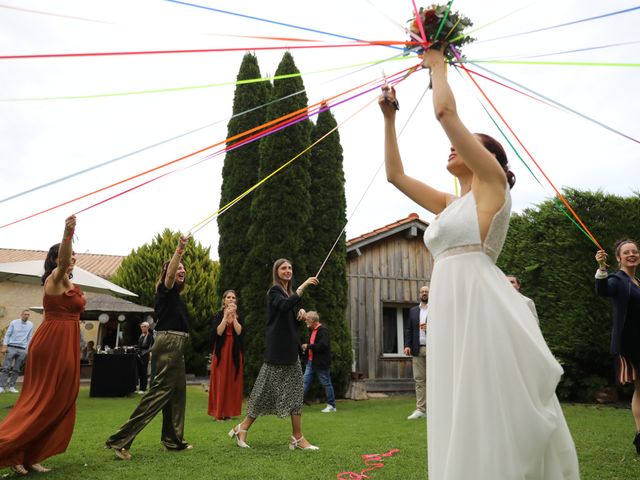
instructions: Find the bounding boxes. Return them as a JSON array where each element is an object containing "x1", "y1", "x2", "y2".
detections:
[
  {"x1": 0, "y1": 310, "x2": 34, "y2": 393},
  {"x1": 302, "y1": 311, "x2": 336, "y2": 413},
  {"x1": 404, "y1": 286, "x2": 428, "y2": 419}
]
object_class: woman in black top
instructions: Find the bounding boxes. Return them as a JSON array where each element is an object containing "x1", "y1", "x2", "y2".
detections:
[
  {"x1": 228, "y1": 258, "x2": 319, "y2": 450},
  {"x1": 596, "y1": 239, "x2": 640, "y2": 453},
  {"x1": 106, "y1": 234, "x2": 192, "y2": 460}
]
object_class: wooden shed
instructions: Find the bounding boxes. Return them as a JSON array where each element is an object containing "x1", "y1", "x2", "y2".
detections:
[{"x1": 346, "y1": 213, "x2": 432, "y2": 392}]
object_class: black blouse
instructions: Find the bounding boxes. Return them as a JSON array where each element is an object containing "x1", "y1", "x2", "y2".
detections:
[{"x1": 154, "y1": 283, "x2": 190, "y2": 333}]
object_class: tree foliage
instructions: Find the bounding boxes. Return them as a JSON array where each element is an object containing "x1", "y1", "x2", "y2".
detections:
[
  {"x1": 498, "y1": 189, "x2": 640, "y2": 400},
  {"x1": 217, "y1": 53, "x2": 268, "y2": 299},
  {"x1": 241, "y1": 52, "x2": 313, "y2": 389},
  {"x1": 112, "y1": 229, "x2": 219, "y2": 374},
  {"x1": 304, "y1": 105, "x2": 352, "y2": 397}
]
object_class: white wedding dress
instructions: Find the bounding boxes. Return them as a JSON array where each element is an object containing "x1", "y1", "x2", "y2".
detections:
[{"x1": 423, "y1": 189, "x2": 580, "y2": 479}]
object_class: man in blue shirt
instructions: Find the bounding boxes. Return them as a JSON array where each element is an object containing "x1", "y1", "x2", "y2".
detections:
[{"x1": 0, "y1": 310, "x2": 34, "y2": 393}]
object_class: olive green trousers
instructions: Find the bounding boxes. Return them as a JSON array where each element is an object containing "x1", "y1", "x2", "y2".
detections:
[{"x1": 106, "y1": 332, "x2": 189, "y2": 450}]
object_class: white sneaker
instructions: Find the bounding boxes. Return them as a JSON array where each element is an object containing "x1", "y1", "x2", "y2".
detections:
[
  {"x1": 8, "y1": 387, "x2": 19, "y2": 393},
  {"x1": 136, "y1": 390, "x2": 146, "y2": 394},
  {"x1": 407, "y1": 409, "x2": 425, "y2": 420},
  {"x1": 0, "y1": 387, "x2": 4, "y2": 394},
  {"x1": 321, "y1": 405, "x2": 336, "y2": 413}
]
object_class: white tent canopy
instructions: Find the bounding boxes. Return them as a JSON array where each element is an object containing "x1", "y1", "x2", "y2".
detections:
[{"x1": 0, "y1": 260, "x2": 137, "y2": 297}]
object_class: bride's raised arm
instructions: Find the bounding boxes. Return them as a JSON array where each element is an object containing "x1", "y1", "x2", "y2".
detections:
[
  {"x1": 425, "y1": 47, "x2": 506, "y2": 194},
  {"x1": 379, "y1": 85, "x2": 453, "y2": 215}
]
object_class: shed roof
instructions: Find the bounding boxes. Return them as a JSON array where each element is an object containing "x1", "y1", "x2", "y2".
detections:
[{"x1": 346, "y1": 213, "x2": 429, "y2": 252}]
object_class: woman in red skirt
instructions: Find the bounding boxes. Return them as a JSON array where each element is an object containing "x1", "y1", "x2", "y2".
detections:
[
  {"x1": 208, "y1": 290, "x2": 244, "y2": 420},
  {"x1": 0, "y1": 215, "x2": 86, "y2": 475}
]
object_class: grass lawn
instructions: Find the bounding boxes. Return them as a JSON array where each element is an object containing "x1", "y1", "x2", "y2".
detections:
[{"x1": 0, "y1": 386, "x2": 638, "y2": 479}]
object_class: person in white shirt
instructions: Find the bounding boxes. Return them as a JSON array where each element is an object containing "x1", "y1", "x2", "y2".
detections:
[
  {"x1": 0, "y1": 310, "x2": 34, "y2": 393},
  {"x1": 404, "y1": 286, "x2": 428, "y2": 419}
]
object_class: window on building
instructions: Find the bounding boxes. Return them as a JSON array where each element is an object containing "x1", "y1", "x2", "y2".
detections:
[{"x1": 382, "y1": 305, "x2": 411, "y2": 356}]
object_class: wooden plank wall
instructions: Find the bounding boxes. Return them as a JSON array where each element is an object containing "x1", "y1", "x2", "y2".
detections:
[{"x1": 347, "y1": 232, "x2": 433, "y2": 381}]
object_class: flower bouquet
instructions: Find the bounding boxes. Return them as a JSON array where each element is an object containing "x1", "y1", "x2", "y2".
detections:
[{"x1": 406, "y1": 4, "x2": 475, "y2": 61}]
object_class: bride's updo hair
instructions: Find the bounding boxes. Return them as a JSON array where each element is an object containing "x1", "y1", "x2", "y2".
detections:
[{"x1": 475, "y1": 133, "x2": 516, "y2": 189}]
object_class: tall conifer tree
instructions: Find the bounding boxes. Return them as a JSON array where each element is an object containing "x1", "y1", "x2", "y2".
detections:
[
  {"x1": 241, "y1": 52, "x2": 313, "y2": 387},
  {"x1": 305, "y1": 104, "x2": 352, "y2": 396},
  {"x1": 217, "y1": 53, "x2": 268, "y2": 299}
]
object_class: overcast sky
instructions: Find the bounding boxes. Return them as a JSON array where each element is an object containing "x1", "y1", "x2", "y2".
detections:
[{"x1": 1, "y1": 0, "x2": 638, "y2": 259}]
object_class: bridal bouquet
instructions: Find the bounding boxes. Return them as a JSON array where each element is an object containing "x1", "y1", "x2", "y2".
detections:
[{"x1": 406, "y1": 4, "x2": 475, "y2": 61}]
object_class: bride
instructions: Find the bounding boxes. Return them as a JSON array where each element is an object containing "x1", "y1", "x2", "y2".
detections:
[{"x1": 379, "y1": 45, "x2": 580, "y2": 479}]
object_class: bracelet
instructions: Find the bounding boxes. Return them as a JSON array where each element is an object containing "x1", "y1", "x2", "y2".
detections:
[{"x1": 175, "y1": 247, "x2": 184, "y2": 255}]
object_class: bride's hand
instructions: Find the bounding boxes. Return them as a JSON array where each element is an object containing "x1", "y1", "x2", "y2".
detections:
[
  {"x1": 378, "y1": 85, "x2": 398, "y2": 118},
  {"x1": 422, "y1": 44, "x2": 447, "y2": 70}
]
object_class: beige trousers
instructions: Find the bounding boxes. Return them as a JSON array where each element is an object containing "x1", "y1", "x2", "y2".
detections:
[{"x1": 412, "y1": 346, "x2": 427, "y2": 413}]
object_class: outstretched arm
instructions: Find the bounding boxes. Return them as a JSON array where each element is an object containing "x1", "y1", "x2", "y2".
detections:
[
  {"x1": 379, "y1": 86, "x2": 452, "y2": 215},
  {"x1": 164, "y1": 234, "x2": 188, "y2": 290},
  {"x1": 49, "y1": 215, "x2": 76, "y2": 287},
  {"x1": 425, "y1": 47, "x2": 505, "y2": 190}
]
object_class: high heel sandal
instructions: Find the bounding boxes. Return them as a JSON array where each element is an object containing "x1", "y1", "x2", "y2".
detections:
[
  {"x1": 29, "y1": 463, "x2": 52, "y2": 473},
  {"x1": 228, "y1": 424, "x2": 250, "y2": 448},
  {"x1": 10, "y1": 465, "x2": 28, "y2": 476},
  {"x1": 289, "y1": 435, "x2": 319, "y2": 451},
  {"x1": 633, "y1": 431, "x2": 640, "y2": 454}
]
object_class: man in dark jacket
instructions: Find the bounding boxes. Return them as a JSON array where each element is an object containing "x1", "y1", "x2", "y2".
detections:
[
  {"x1": 404, "y1": 286, "x2": 429, "y2": 419},
  {"x1": 302, "y1": 311, "x2": 336, "y2": 413}
]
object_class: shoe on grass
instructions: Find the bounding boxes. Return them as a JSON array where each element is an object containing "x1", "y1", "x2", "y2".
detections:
[
  {"x1": 407, "y1": 409, "x2": 426, "y2": 420},
  {"x1": 321, "y1": 405, "x2": 336, "y2": 413}
]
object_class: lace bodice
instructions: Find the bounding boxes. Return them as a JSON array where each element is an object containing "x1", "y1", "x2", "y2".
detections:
[{"x1": 423, "y1": 189, "x2": 511, "y2": 262}]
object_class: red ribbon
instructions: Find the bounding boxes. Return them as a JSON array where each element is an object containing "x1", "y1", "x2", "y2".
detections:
[{"x1": 336, "y1": 449, "x2": 400, "y2": 479}]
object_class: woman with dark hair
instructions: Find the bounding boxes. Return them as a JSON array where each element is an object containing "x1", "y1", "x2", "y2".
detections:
[
  {"x1": 379, "y1": 46, "x2": 579, "y2": 478},
  {"x1": 0, "y1": 215, "x2": 85, "y2": 475},
  {"x1": 105, "y1": 234, "x2": 192, "y2": 460},
  {"x1": 208, "y1": 289, "x2": 244, "y2": 420},
  {"x1": 595, "y1": 239, "x2": 640, "y2": 453},
  {"x1": 228, "y1": 258, "x2": 319, "y2": 450}
]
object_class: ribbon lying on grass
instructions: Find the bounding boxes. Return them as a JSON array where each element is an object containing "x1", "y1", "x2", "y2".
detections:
[
  {"x1": 336, "y1": 449, "x2": 400, "y2": 480},
  {"x1": 450, "y1": 46, "x2": 603, "y2": 250}
]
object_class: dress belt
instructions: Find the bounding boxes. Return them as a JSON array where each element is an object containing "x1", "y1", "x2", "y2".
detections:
[
  {"x1": 7, "y1": 344, "x2": 26, "y2": 350},
  {"x1": 435, "y1": 244, "x2": 483, "y2": 262},
  {"x1": 156, "y1": 330, "x2": 189, "y2": 338}
]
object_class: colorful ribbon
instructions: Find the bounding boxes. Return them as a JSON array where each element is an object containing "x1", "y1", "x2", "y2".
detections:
[
  {"x1": 336, "y1": 449, "x2": 400, "y2": 479},
  {"x1": 477, "y1": 5, "x2": 640, "y2": 43},
  {"x1": 450, "y1": 45, "x2": 603, "y2": 250}
]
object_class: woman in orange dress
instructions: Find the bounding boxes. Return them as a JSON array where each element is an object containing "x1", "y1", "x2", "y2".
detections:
[
  {"x1": 0, "y1": 215, "x2": 85, "y2": 475},
  {"x1": 208, "y1": 290, "x2": 244, "y2": 420}
]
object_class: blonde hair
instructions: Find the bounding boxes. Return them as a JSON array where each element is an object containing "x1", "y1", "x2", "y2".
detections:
[
  {"x1": 306, "y1": 311, "x2": 320, "y2": 323},
  {"x1": 220, "y1": 289, "x2": 238, "y2": 309}
]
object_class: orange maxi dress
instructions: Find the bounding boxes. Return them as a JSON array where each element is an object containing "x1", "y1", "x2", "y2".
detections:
[
  {"x1": 0, "y1": 286, "x2": 85, "y2": 468},
  {"x1": 208, "y1": 324, "x2": 243, "y2": 419}
]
